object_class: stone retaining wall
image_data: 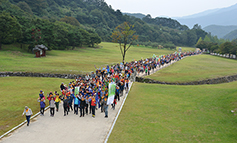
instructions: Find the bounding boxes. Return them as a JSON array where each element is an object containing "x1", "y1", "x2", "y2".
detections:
[
  {"x1": 1, "y1": 72, "x2": 237, "y2": 85},
  {"x1": 0, "y1": 72, "x2": 85, "y2": 79},
  {"x1": 136, "y1": 74, "x2": 237, "y2": 85}
]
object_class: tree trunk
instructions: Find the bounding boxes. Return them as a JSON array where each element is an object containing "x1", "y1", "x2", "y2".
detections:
[
  {"x1": 20, "y1": 44, "x2": 23, "y2": 49},
  {"x1": 122, "y1": 55, "x2": 125, "y2": 65},
  {"x1": 0, "y1": 42, "x2": 2, "y2": 50},
  {"x1": 123, "y1": 45, "x2": 126, "y2": 65},
  {"x1": 122, "y1": 52, "x2": 125, "y2": 65}
]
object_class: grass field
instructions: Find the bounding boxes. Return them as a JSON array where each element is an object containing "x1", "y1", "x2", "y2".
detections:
[
  {"x1": 0, "y1": 77, "x2": 72, "y2": 135},
  {"x1": 148, "y1": 54, "x2": 237, "y2": 82},
  {"x1": 108, "y1": 82, "x2": 237, "y2": 142},
  {"x1": 176, "y1": 46, "x2": 197, "y2": 52},
  {"x1": 0, "y1": 42, "x2": 174, "y2": 74}
]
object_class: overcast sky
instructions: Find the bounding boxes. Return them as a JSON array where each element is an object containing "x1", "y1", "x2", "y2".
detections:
[{"x1": 105, "y1": 0, "x2": 237, "y2": 17}]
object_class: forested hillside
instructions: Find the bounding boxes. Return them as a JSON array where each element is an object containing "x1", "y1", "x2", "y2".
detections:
[
  {"x1": 1, "y1": 0, "x2": 210, "y2": 49},
  {"x1": 203, "y1": 25, "x2": 237, "y2": 39},
  {"x1": 223, "y1": 30, "x2": 237, "y2": 41}
]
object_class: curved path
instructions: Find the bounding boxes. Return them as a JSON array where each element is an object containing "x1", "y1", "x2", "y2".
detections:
[
  {"x1": 1, "y1": 89, "x2": 130, "y2": 143},
  {"x1": 0, "y1": 55, "x2": 191, "y2": 143}
]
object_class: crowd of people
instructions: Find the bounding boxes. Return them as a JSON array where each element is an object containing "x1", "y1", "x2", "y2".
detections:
[{"x1": 25, "y1": 51, "x2": 200, "y2": 124}]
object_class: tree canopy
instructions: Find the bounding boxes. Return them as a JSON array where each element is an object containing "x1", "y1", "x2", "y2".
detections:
[
  {"x1": 0, "y1": 12, "x2": 21, "y2": 49},
  {"x1": 111, "y1": 22, "x2": 138, "y2": 64}
]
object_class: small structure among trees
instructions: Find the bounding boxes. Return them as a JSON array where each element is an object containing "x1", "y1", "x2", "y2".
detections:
[{"x1": 32, "y1": 44, "x2": 48, "y2": 57}]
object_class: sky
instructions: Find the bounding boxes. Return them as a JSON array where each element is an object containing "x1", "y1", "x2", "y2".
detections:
[{"x1": 105, "y1": 0, "x2": 237, "y2": 18}]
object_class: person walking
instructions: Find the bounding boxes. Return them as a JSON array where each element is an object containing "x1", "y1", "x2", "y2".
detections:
[
  {"x1": 61, "y1": 96, "x2": 69, "y2": 116},
  {"x1": 79, "y1": 96, "x2": 86, "y2": 117},
  {"x1": 39, "y1": 90, "x2": 44, "y2": 99},
  {"x1": 22, "y1": 106, "x2": 33, "y2": 126},
  {"x1": 115, "y1": 86, "x2": 120, "y2": 101},
  {"x1": 111, "y1": 97, "x2": 116, "y2": 110},
  {"x1": 102, "y1": 96, "x2": 108, "y2": 118},
  {"x1": 73, "y1": 94, "x2": 79, "y2": 115},
  {"x1": 38, "y1": 97, "x2": 45, "y2": 116},
  {"x1": 85, "y1": 96, "x2": 89, "y2": 115},
  {"x1": 55, "y1": 93, "x2": 61, "y2": 112},
  {"x1": 90, "y1": 95, "x2": 96, "y2": 118},
  {"x1": 49, "y1": 97, "x2": 55, "y2": 117},
  {"x1": 100, "y1": 96, "x2": 104, "y2": 113}
]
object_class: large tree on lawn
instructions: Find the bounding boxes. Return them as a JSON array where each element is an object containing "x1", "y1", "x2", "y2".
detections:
[{"x1": 111, "y1": 22, "x2": 138, "y2": 64}]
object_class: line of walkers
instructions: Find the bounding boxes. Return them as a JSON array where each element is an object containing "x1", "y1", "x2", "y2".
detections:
[{"x1": 36, "y1": 51, "x2": 201, "y2": 119}]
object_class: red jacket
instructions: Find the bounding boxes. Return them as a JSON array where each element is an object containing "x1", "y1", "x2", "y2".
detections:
[{"x1": 91, "y1": 99, "x2": 96, "y2": 106}]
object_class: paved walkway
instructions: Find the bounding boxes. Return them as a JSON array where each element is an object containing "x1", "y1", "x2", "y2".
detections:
[
  {"x1": 137, "y1": 58, "x2": 182, "y2": 77},
  {"x1": 1, "y1": 56, "x2": 189, "y2": 143},
  {"x1": 1, "y1": 90, "x2": 130, "y2": 143}
]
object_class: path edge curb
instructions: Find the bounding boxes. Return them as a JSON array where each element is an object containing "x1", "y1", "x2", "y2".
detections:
[
  {"x1": 104, "y1": 82, "x2": 134, "y2": 143},
  {"x1": 0, "y1": 106, "x2": 50, "y2": 140}
]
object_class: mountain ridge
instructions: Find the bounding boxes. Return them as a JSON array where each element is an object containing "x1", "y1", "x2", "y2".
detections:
[
  {"x1": 203, "y1": 25, "x2": 237, "y2": 39},
  {"x1": 176, "y1": 3, "x2": 237, "y2": 28}
]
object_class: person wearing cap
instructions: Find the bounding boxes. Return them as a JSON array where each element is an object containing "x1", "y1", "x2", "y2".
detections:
[
  {"x1": 37, "y1": 97, "x2": 46, "y2": 116},
  {"x1": 22, "y1": 106, "x2": 33, "y2": 126},
  {"x1": 60, "y1": 83, "x2": 65, "y2": 92},
  {"x1": 39, "y1": 90, "x2": 44, "y2": 99}
]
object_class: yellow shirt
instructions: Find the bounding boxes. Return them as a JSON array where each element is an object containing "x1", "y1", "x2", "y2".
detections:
[{"x1": 55, "y1": 96, "x2": 61, "y2": 102}]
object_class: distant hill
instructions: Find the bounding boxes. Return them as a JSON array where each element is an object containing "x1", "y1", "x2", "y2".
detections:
[
  {"x1": 176, "y1": 3, "x2": 237, "y2": 28},
  {"x1": 174, "y1": 8, "x2": 221, "y2": 19},
  {"x1": 203, "y1": 25, "x2": 237, "y2": 38},
  {"x1": 0, "y1": 0, "x2": 209, "y2": 47},
  {"x1": 142, "y1": 14, "x2": 189, "y2": 31},
  {"x1": 223, "y1": 29, "x2": 237, "y2": 41},
  {"x1": 123, "y1": 13, "x2": 146, "y2": 19}
]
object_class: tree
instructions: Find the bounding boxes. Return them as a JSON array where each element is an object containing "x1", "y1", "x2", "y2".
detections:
[
  {"x1": 186, "y1": 30, "x2": 197, "y2": 46},
  {"x1": 68, "y1": 28, "x2": 82, "y2": 49},
  {"x1": 220, "y1": 42, "x2": 232, "y2": 54},
  {"x1": 89, "y1": 32, "x2": 101, "y2": 47},
  {"x1": 210, "y1": 45, "x2": 219, "y2": 52},
  {"x1": 204, "y1": 35, "x2": 211, "y2": 42},
  {"x1": 59, "y1": 16, "x2": 80, "y2": 27},
  {"x1": 16, "y1": 16, "x2": 34, "y2": 49},
  {"x1": 196, "y1": 37, "x2": 203, "y2": 45},
  {"x1": 17, "y1": 1, "x2": 33, "y2": 15},
  {"x1": 24, "y1": 0, "x2": 48, "y2": 16},
  {"x1": 0, "y1": 12, "x2": 21, "y2": 50},
  {"x1": 111, "y1": 22, "x2": 138, "y2": 64},
  {"x1": 196, "y1": 41, "x2": 208, "y2": 50}
]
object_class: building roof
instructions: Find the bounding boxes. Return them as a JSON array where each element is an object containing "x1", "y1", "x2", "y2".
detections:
[{"x1": 32, "y1": 44, "x2": 48, "y2": 51}]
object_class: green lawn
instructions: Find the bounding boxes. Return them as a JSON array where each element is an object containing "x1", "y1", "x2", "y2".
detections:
[
  {"x1": 108, "y1": 82, "x2": 237, "y2": 142},
  {"x1": 0, "y1": 77, "x2": 72, "y2": 135},
  {"x1": 177, "y1": 46, "x2": 197, "y2": 52},
  {"x1": 0, "y1": 42, "x2": 174, "y2": 74},
  {"x1": 148, "y1": 54, "x2": 237, "y2": 82}
]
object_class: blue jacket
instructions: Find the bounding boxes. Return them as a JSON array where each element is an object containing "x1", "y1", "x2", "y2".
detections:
[
  {"x1": 73, "y1": 94, "x2": 80, "y2": 105},
  {"x1": 40, "y1": 101, "x2": 45, "y2": 108}
]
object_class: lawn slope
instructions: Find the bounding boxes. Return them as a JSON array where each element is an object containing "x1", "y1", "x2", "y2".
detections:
[
  {"x1": 108, "y1": 82, "x2": 237, "y2": 142},
  {"x1": 148, "y1": 54, "x2": 237, "y2": 82},
  {"x1": 0, "y1": 77, "x2": 72, "y2": 135},
  {"x1": 0, "y1": 42, "x2": 174, "y2": 74}
]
